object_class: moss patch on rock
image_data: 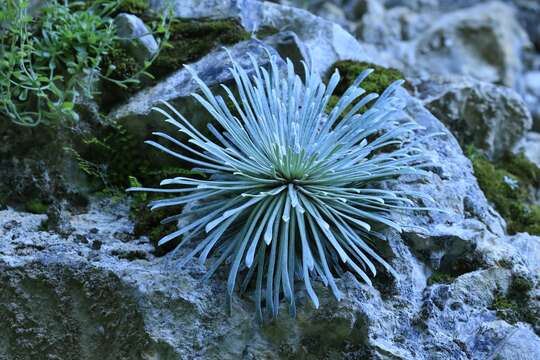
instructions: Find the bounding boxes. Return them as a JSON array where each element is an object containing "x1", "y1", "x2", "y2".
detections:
[
  {"x1": 324, "y1": 60, "x2": 407, "y2": 118},
  {"x1": 498, "y1": 152, "x2": 540, "y2": 189},
  {"x1": 100, "y1": 44, "x2": 142, "y2": 110},
  {"x1": 489, "y1": 275, "x2": 537, "y2": 331},
  {"x1": 98, "y1": 18, "x2": 250, "y2": 110},
  {"x1": 148, "y1": 18, "x2": 250, "y2": 80},
  {"x1": 466, "y1": 146, "x2": 540, "y2": 235},
  {"x1": 25, "y1": 200, "x2": 49, "y2": 214},
  {"x1": 427, "y1": 271, "x2": 456, "y2": 286},
  {"x1": 255, "y1": 25, "x2": 280, "y2": 39},
  {"x1": 327, "y1": 60, "x2": 407, "y2": 97},
  {"x1": 103, "y1": 44, "x2": 140, "y2": 82},
  {"x1": 115, "y1": 0, "x2": 149, "y2": 17}
]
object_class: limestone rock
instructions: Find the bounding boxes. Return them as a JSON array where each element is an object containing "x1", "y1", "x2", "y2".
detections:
[
  {"x1": 247, "y1": 1, "x2": 387, "y2": 76},
  {"x1": 3, "y1": 1, "x2": 540, "y2": 358},
  {"x1": 524, "y1": 71, "x2": 540, "y2": 131},
  {"x1": 416, "y1": 76, "x2": 533, "y2": 160},
  {"x1": 149, "y1": 0, "x2": 243, "y2": 19},
  {"x1": 261, "y1": 31, "x2": 310, "y2": 78},
  {"x1": 114, "y1": 13, "x2": 159, "y2": 64},
  {"x1": 412, "y1": 2, "x2": 530, "y2": 90},
  {"x1": 355, "y1": 0, "x2": 433, "y2": 45},
  {"x1": 2, "y1": 86, "x2": 540, "y2": 357},
  {"x1": 515, "y1": 132, "x2": 540, "y2": 168}
]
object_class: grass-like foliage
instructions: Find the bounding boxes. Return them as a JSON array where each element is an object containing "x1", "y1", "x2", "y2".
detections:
[{"x1": 129, "y1": 52, "x2": 434, "y2": 320}]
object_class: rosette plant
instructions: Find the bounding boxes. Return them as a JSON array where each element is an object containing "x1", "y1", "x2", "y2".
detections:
[{"x1": 129, "y1": 51, "x2": 433, "y2": 320}]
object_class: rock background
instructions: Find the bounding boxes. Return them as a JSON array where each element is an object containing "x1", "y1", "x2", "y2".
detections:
[{"x1": 1, "y1": 0, "x2": 540, "y2": 359}]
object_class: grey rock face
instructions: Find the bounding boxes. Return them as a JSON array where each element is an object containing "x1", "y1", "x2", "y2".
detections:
[
  {"x1": 284, "y1": 0, "x2": 363, "y2": 23},
  {"x1": 416, "y1": 76, "x2": 533, "y2": 160},
  {"x1": 355, "y1": 0, "x2": 433, "y2": 47},
  {"x1": 247, "y1": 1, "x2": 387, "y2": 76},
  {"x1": 486, "y1": 324, "x2": 540, "y2": 360},
  {"x1": 516, "y1": 132, "x2": 540, "y2": 168},
  {"x1": 411, "y1": 2, "x2": 530, "y2": 90},
  {"x1": 0, "y1": 121, "x2": 91, "y2": 210},
  {"x1": 261, "y1": 31, "x2": 311, "y2": 78},
  {"x1": 0, "y1": 205, "x2": 372, "y2": 359},
  {"x1": 149, "y1": 0, "x2": 390, "y2": 76},
  {"x1": 511, "y1": 0, "x2": 540, "y2": 52},
  {"x1": 392, "y1": 0, "x2": 540, "y2": 53},
  {"x1": 524, "y1": 71, "x2": 540, "y2": 131},
  {"x1": 3, "y1": 0, "x2": 540, "y2": 358},
  {"x1": 114, "y1": 13, "x2": 159, "y2": 64},
  {"x1": 3, "y1": 88, "x2": 539, "y2": 358}
]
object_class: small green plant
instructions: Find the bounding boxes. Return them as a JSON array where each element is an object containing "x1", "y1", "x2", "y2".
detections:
[
  {"x1": 129, "y1": 53, "x2": 436, "y2": 320},
  {"x1": 0, "y1": 0, "x2": 172, "y2": 126},
  {"x1": 0, "y1": 0, "x2": 116, "y2": 125}
]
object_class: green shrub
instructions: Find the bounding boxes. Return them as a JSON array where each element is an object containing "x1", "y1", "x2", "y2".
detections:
[
  {"x1": 0, "y1": 0, "x2": 116, "y2": 126},
  {"x1": 0, "y1": 0, "x2": 172, "y2": 126}
]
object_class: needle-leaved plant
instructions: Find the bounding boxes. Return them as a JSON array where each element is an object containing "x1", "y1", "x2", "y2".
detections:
[{"x1": 129, "y1": 52, "x2": 434, "y2": 320}]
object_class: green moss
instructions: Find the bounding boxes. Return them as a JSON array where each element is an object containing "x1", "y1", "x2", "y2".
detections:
[
  {"x1": 466, "y1": 146, "x2": 540, "y2": 235},
  {"x1": 326, "y1": 60, "x2": 407, "y2": 97},
  {"x1": 75, "y1": 123, "x2": 149, "y2": 189},
  {"x1": 499, "y1": 152, "x2": 540, "y2": 189},
  {"x1": 427, "y1": 271, "x2": 456, "y2": 285},
  {"x1": 324, "y1": 61, "x2": 408, "y2": 120},
  {"x1": 509, "y1": 274, "x2": 533, "y2": 295},
  {"x1": 492, "y1": 294, "x2": 515, "y2": 310},
  {"x1": 127, "y1": 170, "x2": 206, "y2": 254},
  {"x1": 149, "y1": 18, "x2": 250, "y2": 80},
  {"x1": 25, "y1": 200, "x2": 48, "y2": 214},
  {"x1": 103, "y1": 44, "x2": 140, "y2": 81},
  {"x1": 116, "y1": 0, "x2": 149, "y2": 16},
  {"x1": 255, "y1": 26, "x2": 280, "y2": 39},
  {"x1": 100, "y1": 43, "x2": 142, "y2": 109},
  {"x1": 490, "y1": 276, "x2": 537, "y2": 329}
]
